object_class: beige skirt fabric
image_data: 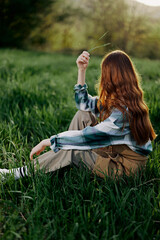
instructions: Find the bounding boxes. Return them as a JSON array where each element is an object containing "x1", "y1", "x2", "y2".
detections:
[{"x1": 33, "y1": 110, "x2": 147, "y2": 179}]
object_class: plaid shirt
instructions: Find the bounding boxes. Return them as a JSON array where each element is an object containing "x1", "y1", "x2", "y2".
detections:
[{"x1": 50, "y1": 84, "x2": 152, "y2": 156}]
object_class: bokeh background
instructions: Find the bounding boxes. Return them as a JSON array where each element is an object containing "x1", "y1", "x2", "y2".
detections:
[{"x1": 0, "y1": 0, "x2": 160, "y2": 58}]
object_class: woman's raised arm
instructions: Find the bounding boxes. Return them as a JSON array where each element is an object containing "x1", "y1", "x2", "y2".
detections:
[{"x1": 76, "y1": 51, "x2": 90, "y2": 86}]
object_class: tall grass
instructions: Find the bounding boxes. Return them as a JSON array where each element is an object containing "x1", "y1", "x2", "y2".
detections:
[{"x1": 0, "y1": 49, "x2": 160, "y2": 240}]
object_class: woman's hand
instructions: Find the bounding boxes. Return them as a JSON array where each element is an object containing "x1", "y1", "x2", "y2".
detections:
[
  {"x1": 76, "y1": 51, "x2": 90, "y2": 71},
  {"x1": 30, "y1": 139, "x2": 51, "y2": 160}
]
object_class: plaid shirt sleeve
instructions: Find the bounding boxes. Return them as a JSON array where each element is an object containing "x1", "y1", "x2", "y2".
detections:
[
  {"x1": 74, "y1": 83, "x2": 99, "y2": 115},
  {"x1": 50, "y1": 84, "x2": 152, "y2": 156},
  {"x1": 50, "y1": 108, "x2": 152, "y2": 156}
]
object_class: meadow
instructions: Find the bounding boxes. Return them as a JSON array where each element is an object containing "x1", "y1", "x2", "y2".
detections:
[{"x1": 0, "y1": 49, "x2": 160, "y2": 240}]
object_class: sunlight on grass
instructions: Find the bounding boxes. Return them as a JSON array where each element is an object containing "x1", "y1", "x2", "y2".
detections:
[{"x1": 0, "y1": 49, "x2": 160, "y2": 240}]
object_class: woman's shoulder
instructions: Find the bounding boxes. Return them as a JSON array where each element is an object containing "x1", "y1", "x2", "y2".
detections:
[
  {"x1": 108, "y1": 107, "x2": 126, "y2": 120},
  {"x1": 104, "y1": 107, "x2": 130, "y2": 127}
]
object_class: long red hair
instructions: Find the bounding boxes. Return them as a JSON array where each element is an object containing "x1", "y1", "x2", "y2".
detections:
[{"x1": 97, "y1": 50, "x2": 156, "y2": 145}]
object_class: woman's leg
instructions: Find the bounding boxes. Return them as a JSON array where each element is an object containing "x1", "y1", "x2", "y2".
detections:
[
  {"x1": 68, "y1": 110, "x2": 97, "y2": 130},
  {"x1": 0, "y1": 111, "x2": 98, "y2": 180},
  {"x1": 33, "y1": 110, "x2": 98, "y2": 173}
]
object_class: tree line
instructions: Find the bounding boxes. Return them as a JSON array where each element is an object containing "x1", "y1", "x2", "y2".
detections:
[{"x1": 0, "y1": 0, "x2": 160, "y2": 58}]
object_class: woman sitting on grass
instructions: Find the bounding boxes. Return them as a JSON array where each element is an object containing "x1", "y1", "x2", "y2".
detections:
[{"x1": 0, "y1": 50, "x2": 156, "y2": 180}]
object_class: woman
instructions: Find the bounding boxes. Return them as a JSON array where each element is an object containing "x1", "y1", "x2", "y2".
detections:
[{"x1": 0, "y1": 50, "x2": 156, "y2": 180}]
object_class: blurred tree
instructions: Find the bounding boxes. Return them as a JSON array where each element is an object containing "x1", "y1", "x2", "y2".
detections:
[
  {"x1": 138, "y1": 20, "x2": 160, "y2": 59},
  {"x1": 0, "y1": 0, "x2": 160, "y2": 58},
  {"x1": 28, "y1": 0, "x2": 80, "y2": 51},
  {"x1": 76, "y1": 0, "x2": 129, "y2": 54},
  {"x1": 0, "y1": 0, "x2": 54, "y2": 47},
  {"x1": 70, "y1": 0, "x2": 160, "y2": 58}
]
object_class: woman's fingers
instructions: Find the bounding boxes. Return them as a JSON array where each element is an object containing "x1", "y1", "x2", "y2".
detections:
[
  {"x1": 82, "y1": 56, "x2": 89, "y2": 62},
  {"x1": 30, "y1": 150, "x2": 38, "y2": 160},
  {"x1": 30, "y1": 151, "x2": 34, "y2": 160},
  {"x1": 78, "y1": 54, "x2": 89, "y2": 64},
  {"x1": 79, "y1": 58, "x2": 88, "y2": 64},
  {"x1": 82, "y1": 52, "x2": 90, "y2": 60},
  {"x1": 78, "y1": 51, "x2": 90, "y2": 60},
  {"x1": 30, "y1": 148, "x2": 37, "y2": 160},
  {"x1": 76, "y1": 50, "x2": 90, "y2": 70},
  {"x1": 29, "y1": 140, "x2": 49, "y2": 160},
  {"x1": 82, "y1": 51, "x2": 90, "y2": 56},
  {"x1": 30, "y1": 144, "x2": 42, "y2": 160},
  {"x1": 76, "y1": 57, "x2": 86, "y2": 64}
]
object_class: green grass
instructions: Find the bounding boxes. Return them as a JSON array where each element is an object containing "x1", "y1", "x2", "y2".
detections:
[{"x1": 0, "y1": 49, "x2": 160, "y2": 240}]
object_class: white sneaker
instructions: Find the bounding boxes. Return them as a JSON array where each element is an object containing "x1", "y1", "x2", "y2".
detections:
[{"x1": 0, "y1": 168, "x2": 10, "y2": 180}]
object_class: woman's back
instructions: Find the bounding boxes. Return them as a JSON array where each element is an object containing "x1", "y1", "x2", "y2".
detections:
[
  {"x1": 96, "y1": 50, "x2": 156, "y2": 145},
  {"x1": 74, "y1": 83, "x2": 152, "y2": 156}
]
